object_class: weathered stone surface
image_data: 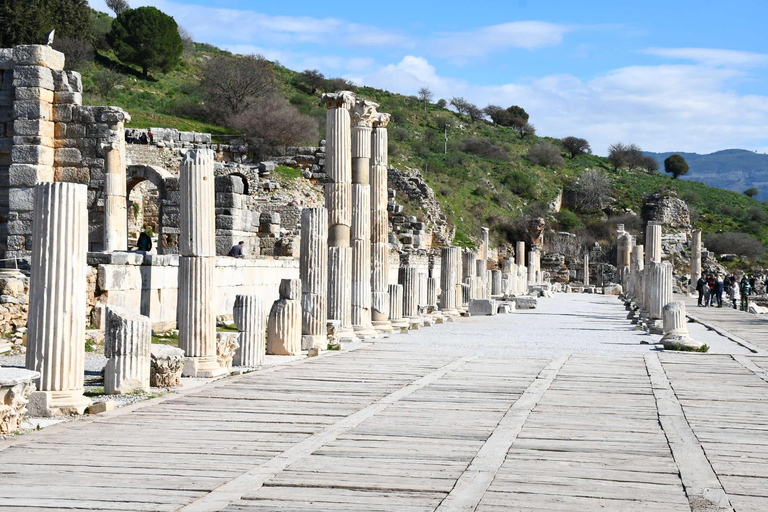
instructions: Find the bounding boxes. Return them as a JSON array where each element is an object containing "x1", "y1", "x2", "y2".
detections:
[
  {"x1": 104, "y1": 306, "x2": 151, "y2": 394},
  {"x1": 150, "y1": 344, "x2": 184, "y2": 388},
  {"x1": 26, "y1": 182, "x2": 91, "y2": 416},
  {"x1": 661, "y1": 301, "x2": 703, "y2": 349},
  {"x1": 267, "y1": 286, "x2": 301, "y2": 356},
  {"x1": 468, "y1": 299, "x2": 497, "y2": 316},
  {"x1": 691, "y1": 229, "x2": 702, "y2": 293},
  {"x1": 233, "y1": 295, "x2": 265, "y2": 366},
  {"x1": 509, "y1": 296, "x2": 538, "y2": 309},
  {"x1": 216, "y1": 332, "x2": 239, "y2": 371},
  {"x1": 300, "y1": 208, "x2": 328, "y2": 347},
  {"x1": 371, "y1": 114, "x2": 391, "y2": 328},
  {"x1": 441, "y1": 247, "x2": 461, "y2": 314},
  {"x1": 179, "y1": 149, "x2": 216, "y2": 257},
  {"x1": 399, "y1": 266, "x2": 420, "y2": 319},
  {"x1": 13, "y1": 45, "x2": 65, "y2": 71},
  {"x1": 0, "y1": 368, "x2": 39, "y2": 433}
]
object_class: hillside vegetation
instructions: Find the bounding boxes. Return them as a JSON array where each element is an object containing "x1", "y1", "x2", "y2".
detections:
[{"x1": 47, "y1": 9, "x2": 768, "y2": 263}]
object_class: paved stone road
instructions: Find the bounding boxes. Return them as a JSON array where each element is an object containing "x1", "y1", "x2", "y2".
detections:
[{"x1": 1, "y1": 294, "x2": 766, "y2": 511}]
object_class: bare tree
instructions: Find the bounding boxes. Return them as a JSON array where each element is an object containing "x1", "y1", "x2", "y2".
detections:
[
  {"x1": 178, "y1": 26, "x2": 195, "y2": 55},
  {"x1": 106, "y1": 0, "x2": 130, "y2": 15},
  {"x1": 527, "y1": 142, "x2": 564, "y2": 168},
  {"x1": 568, "y1": 169, "x2": 613, "y2": 211},
  {"x1": 52, "y1": 37, "x2": 93, "y2": 70},
  {"x1": 229, "y1": 95, "x2": 318, "y2": 157},
  {"x1": 200, "y1": 54, "x2": 277, "y2": 122},
  {"x1": 519, "y1": 122, "x2": 535, "y2": 139},
  {"x1": 298, "y1": 69, "x2": 325, "y2": 94},
  {"x1": 326, "y1": 77, "x2": 357, "y2": 92},
  {"x1": 417, "y1": 87, "x2": 433, "y2": 111},
  {"x1": 561, "y1": 136, "x2": 591, "y2": 158},
  {"x1": 90, "y1": 67, "x2": 124, "y2": 98}
]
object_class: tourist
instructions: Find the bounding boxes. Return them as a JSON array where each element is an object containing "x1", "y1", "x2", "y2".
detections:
[
  {"x1": 707, "y1": 275, "x2": 716, "y2": 306},
  {"x1": 139, "y1": 131, "x2": 148, "y2": 144},
  {"x1": 740, "y1": 277, "x2": 752, "y2": 311},
  {"x1": 729, "y1": 281, "x2": 739, "y2": 309},
  {"x1": 228, "y1": 241, "x2": 245, "y2": 258},
  {"x1": 749, "y1": 276, "x2": 757, "y2": 296},
  {"x1": 696, "y1": 275, "x2": 706, "y2": 306},
  {"x1": 714, "y1": 274, "x2": 724, "y2": 308},
  {"x1": 147, "y1": 129, "x2": 154, "y2": 144},
  {"x1": 136, "y1": 227, "x2": 152, "y2": 252},
  {"x1": 702, "y1": 282, "x2": 711, "y2": 307}
]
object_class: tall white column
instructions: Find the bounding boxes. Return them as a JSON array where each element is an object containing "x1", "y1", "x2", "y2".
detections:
[
  {"x1": 441, "y1": 247, "x2": 461, "y2": 315},
  {"x1": 300, "y1": 207, "x2": 328, "y2": 349},
  {"x1": 350, "y1": 100, "x2": 378, "y2": 338},
  {"x1": 583, "y1": 253, "x2": 590, "y2": 286},
  {"x1": 177, "y1": 149, "x2": 225, "y2": 378},
  {"x1": 323, "y1": 91, "x2": 356, "y2": 341},
  {"x1": 400, "y1": 266, "x2": 420, "y2": 321},
  {"x1": 646, "y1": 222, "x2": 663, "y2": 265},
  {"x1": 370, "y1": 113, "x2": 392, "y2": 331},
  {"x1": 26, "y1": 182, "x2": 91, "y2": 416},
  {"x1": 480, "y1": 227, "x2": 490, "y2": 260},
  {"x1": 690, "y1": 229, "x2": 702, "y2": 294},
  {"x1": 233, "y1": 295, "x2": 265, "y2": 366},
  {"x1": 647, "y1": 261, "x2": 673, "y2": 334},
  {"x1": 516, "y1": 241, "x2": 525, "y2": 267},
  {"x1": 103, "y1": 112, "x2": 128, "y2": 252},
  {"x1": 388, "y1": 284, "x2": 409, "y2": 328}
]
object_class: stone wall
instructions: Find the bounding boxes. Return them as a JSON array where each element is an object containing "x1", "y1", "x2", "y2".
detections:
[{"x1": 89, "y1": 253, "x2": 298, "y2": 331}]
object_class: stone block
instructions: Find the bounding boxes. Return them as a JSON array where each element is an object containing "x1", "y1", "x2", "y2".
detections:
[
  {"x1": 510, "y1": 296, "x2": 538, "y2": 309},
  {"x1": 88, "y1": 401, "x2": 115, "y2": 414},
  {"x1": 279, "y1": 278, "x2": 301, "y2": 300},
  {"x1": 11, "y1": 145, "x2": 53, "y2": 165},
  {"x1": 53, "y1": 147, "x2": 82, "y2": 166},
  {"x1": 150, "y1": 344, "x2": 184, "y2": 387},
  {"x1": 53, "y1": 91, "x2": 82, "y2": 105},
  {"x1": 215, "y1": 175, "x2": 245, "y2": 194},
  {"x1": 13, "y1": 100, "x2": 52, "y2": 121},
  {"x1": 15, "y1": 87, "x2": 54, "y2": 103},
  {"x1": 468, "y1": 299, "x2": 497, "y2": 316},
  {"x1": 13, "y1": 45, "x2": 65, "y2": 70},
  {"x1": 0, "y1": 49, "x2": 12, "y2": 70},
  {"x1": 11, "y1": 65, "x2": 55, "y2": 89},
  {"x1": 97, "y1": 264, "x2": 141, "y2": 291},
  {"x1": 7, "y1": 187, "x2": 36, "y2": 211},
  {"x1": 0, "y1": 368, "x2": 39, "y2": 433},
  {"x1": 14, "y1": 119, "x2": 54, "y2": 138},
  {"x1": 52, "y1": 104, "x2": 74, "y2": 122}
]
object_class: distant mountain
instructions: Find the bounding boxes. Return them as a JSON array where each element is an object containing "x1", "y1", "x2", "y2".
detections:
[{"x1": 645, "y1": 149, "x2": 768, "y2": 200}]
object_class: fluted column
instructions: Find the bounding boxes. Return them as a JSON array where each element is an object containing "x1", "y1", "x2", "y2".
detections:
[
  {"x1": 476, "y1": 259, "x2": 487, "y2": 298},
  {"x1": 426, "y1": 277, "x2": 438, "y2": 310},
  {"x1": 233, "y1": 295, "x2": 265, "y2": 366},
  {"x1": 399, "y1": 266, "x2": 420, "y2": 321},
  {"x1": 647, "y1": 261, "x2": 673, "y2": 334},
  {"x1": 300, "y1": 207, "x2": 328, "y2": 349},
  {"x1": 528, "y1": 250, "x2": 537, "y2": 286},
  {"x1": 268, "y1": 279, "x2": 302, "y2": 355},
  {"x1": 480, "y1": 227, "x2": 490, "y2": 260},
  {"x1": 104, "y1": 306, "x2": 151, "y2": 394},
  {"x1": 371, "y1": 112, "x2": 392, "y2": 331},
  {"x1": 661, "y1": 302, "x2": 702, "y2": 349},
  {"x1": 516, "y1": 241, "x2": 525, "y2": 267},
  {"x1": 690, "y1": 229, "x2": 702, "y2": 294},
  {"x1": 177, "y1": 149, "x2": 224, "y2": 378},
  {"x1": 323, "y1": 91, "x2": 356, "y2": 340},
  {"x1": 103, "y1": 113, "x2": 128, "y2": 252},
  {"x1": 463, "y1": 250, "x2": 477, "y2": 280},
  {"x1": 441, "y1": 247, "x2": 461, "y2": 315},
  {"x1": 491, "y1": 270, "x2": 502, "y2": 296},
  {"x1": 26, "y1": 182, "x2": 91, "y2": 415},
  {"x1": 583, "y1": 253, "x2": 590, "y2": 286},
  {"x1": 388, "y1": 284, "x2": 409, "y2": 328},
  {"x1": 646, "y1": 222, "x2": 663, "y2": 265}
]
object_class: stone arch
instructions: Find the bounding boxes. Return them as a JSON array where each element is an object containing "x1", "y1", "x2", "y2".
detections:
[
  {"x1": 226, "y1": 172, "x2": 250, "y2": 196},
  {"x1": 125, "y1": 165, "x2": 173, "y2": 253}
]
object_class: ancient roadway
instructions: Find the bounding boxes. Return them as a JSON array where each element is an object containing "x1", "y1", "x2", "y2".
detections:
[{"x1": 1, "y1": 294, "x2": 767, "y2": 512}]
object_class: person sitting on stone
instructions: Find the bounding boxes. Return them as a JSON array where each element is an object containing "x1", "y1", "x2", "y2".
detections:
[
  {"x1": 137, "y1": 227, "x2": 152, "y2": 252},
  {"x1": 228, "y1": 241, "x2": 245, "y2": 258},
  {"x1": 139, "y1": 131, "x2": 148, "y2": 144}
]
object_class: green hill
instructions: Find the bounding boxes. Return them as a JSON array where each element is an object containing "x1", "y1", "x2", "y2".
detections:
[{"x1": 73, "y1": 10, "x2": 768, "y2": 262}]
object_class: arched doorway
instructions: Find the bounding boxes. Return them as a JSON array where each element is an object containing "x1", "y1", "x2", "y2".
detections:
[{"x1": 126, "y1": 165, "x2": 172, "y2": 253}]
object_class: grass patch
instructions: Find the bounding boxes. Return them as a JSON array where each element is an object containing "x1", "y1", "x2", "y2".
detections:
[
  {"x1": 664, "y1": 343, "x2": 709, "y2": 353},
  {"x1": 152, "y1": 331, "x2": 179, "y2": 346},
  {"x1": 84, "y1": 387, "x2": 105, "y2": 397},
  {"x1": 274, "y1": 165, "x2": 303, "y2": 180},
  {"x1": 84, "y1": 338, "x2": 96, "y2": 353},
  {"x1": 217, "y1": 324, "x2": 239, "y2": 332}
]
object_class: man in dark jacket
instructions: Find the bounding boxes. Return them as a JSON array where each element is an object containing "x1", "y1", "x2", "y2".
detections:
[
  {"x1": 228, "y1": 241, "x2": 245, "y2": 258},
  {"x1": 696, "y1": 276, "x2": 706, "y2": 306}
]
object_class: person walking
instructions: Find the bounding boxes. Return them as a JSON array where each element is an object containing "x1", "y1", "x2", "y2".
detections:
[
  {"x1": 729, "y1": 281, "x2": 739, "y2": 309},
  {"x1": 715, "y1": 274, "x2": 724, "y2": 308},
  {"x1": 696, "y1": 276, "x2": 706, "y2": 306},
  {"x1": 740, "y1": 277, "x2": 752, "y2": 312}
]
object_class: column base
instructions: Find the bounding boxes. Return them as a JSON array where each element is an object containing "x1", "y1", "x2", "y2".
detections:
[
  {"x1": 406, "y1": 316, "x2": 423, "y2": 330},
  {"x1": 182, "y1": 355, "x2": 228, "y2": 378},
  {"x1": 442, "y1": 308, "x2": 461, "y2": 317},
  {"x1": 390, "y1": 318, "x2": 410, "y2": 329},
  {"x1": 27, "y1": 389, "x2": 91, "y2": 417},
  {"x1": 337, "y1": 326, "x2": 358, "y2": 342},
  {"x1": 661, "y1": 333, "x2": 703, "y2": 350},
  {"x1": 353, "y1": 324, "x2": 380, "y2": 339},
  {"x1": 372, "y1": 320, "x2": 394, "y2": 333},
  {"x1": 646, "y1": 320, "x2": 664, "y2": 335},
  {"x1": 302, "y1": 334, "x2": 327, "y2": 351}
]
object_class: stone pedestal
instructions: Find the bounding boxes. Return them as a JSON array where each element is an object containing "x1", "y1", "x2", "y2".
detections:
[
  {"x1": 26, "y1": 182, "x2": 91, "y2": 416},
  {"x1": 441, "y1": 247, "x2": 461, "y2": 315},
  {"x1": 150, "y1": 344, "x2": 184, "y2": 388},
  {"x1": 300, "y1": 208, "x2": 328, "y2": 349},
  {"x1": 267, "y1": 279, "x2": 302, "y2": 355},
  {"x1": 661, "y1": 302, "x2": 702, "y2": 349},
  {"x1": 0, "y1": 368, "x2": 39, "y2": 433},
  {"x1": 388, "y1": 284, "x2": 409, "y2": 329},
  {"x1": 104, "y1": 306, "x2": 151, "y2": 395},
  {"x1": 233, "y1": 295, "x2": 266, "y2": 366},
  {"x1": 370, "y1": 113, "x2": 392, "y2": 331}
]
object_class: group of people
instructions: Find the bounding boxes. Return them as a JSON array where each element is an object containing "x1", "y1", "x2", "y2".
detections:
[
  {"x1": 125, "y1": 129, "x2": 154, "y2": 145},
  {"x1": 696, "y1": 274, "x2": 763, "y2": 311}
]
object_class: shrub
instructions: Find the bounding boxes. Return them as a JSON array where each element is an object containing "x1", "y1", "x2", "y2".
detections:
[
  {"x1": 90, "y1": 67, "x2": 124, "y2": 98},
  {"x1": 556, "y1": 209, "x2": 581, "y2": 230},
  {"x1": 502, "y1": 170, "x2": 536, "y2": 199},
  {"x1": 567, "y1": 169, "x2": 613, "y2": 211},
  {"x1": 52, "y1": 36, "x2": 93, "y2": 70},
  {"x1": 459, "y1": 137, "x2": 509, "y2": 160},
  {"x1": 705, "y1": 232, "x2": 766, "y2": 259},
  {"x1": 200, "y1": 53, "x2": 276, "y2": 122},
  {"x1": 527, "y1": 142, "x2": 564, "y2": 168}
]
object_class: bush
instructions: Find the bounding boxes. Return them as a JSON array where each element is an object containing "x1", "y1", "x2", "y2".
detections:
[
  {"x1": 200, "y1": 53, "x2": 276, "y2": 122},
  {"x1": 90, "y1": 67, "x2": 124, "y2": 98},
  {"x1": 567, "y1": 169, "x2": 613, "y2": 211},
  {"x1": 705, "y1": 232, "x2": 766, "y2": 259},
  {"x1": 459, "y1": 137, "x2": 509, "y2": 160},
  {"x1": 502, "y1": 170, "x2": 537, "y2": 199},
  {"x1": 527, "y1": 142, "x2": 564, "y2": 168},
  {"x1": 556, "y1": 209, "x2": 581, "y2": 230},
  {"x1": 52, "y1": 36, "x2": 93, "y2": 70}
]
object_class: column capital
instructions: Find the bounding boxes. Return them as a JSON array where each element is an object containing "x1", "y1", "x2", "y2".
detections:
[
  {"x1": 372, "y1": 112, "x2": 391, "y2": 128},
  {"x1": 351, "y1": 100, "x2": 379, "y2": 128},
  {"x1": 322, "y1": 91, "x2": 356, "y2": 109}
]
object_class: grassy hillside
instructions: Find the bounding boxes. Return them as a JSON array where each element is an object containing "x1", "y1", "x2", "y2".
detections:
[{"x1": 75, "y1": 11, "x2": 768, "y2": 262}]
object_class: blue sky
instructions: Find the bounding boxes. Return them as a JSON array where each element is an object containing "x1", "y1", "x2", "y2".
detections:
[{"x1": 89, "y1": 0, "x2": 768, "y2": 155}]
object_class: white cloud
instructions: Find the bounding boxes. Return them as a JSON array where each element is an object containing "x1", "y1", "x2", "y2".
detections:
[
  {"x1": 431, "y1": 21, "x2": 570, "y2": 60},
  {"x1": 642, "y1": 47, "x2": 768, "y2": 67},
  {"x1": 358, "y1": 56, "x2": 768, "y2": 155}
]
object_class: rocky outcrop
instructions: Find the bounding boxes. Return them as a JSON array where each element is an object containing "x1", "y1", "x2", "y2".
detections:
[{"x1": 387, "y1": 166, "x2": 453, "y2": 247}]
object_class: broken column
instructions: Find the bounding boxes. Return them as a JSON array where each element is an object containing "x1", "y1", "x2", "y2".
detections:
[
  {"x1": 0, "y1": 369, "x2": 39, "y2": 433},
  {"x1": 690, "y1": 229, "x2": 702, "y2": 294},
  {"x1": 233, "y1": 295, "x2": 265, "y2": 366},
  {"x1": 102, "y1": 110, "x2": 129, "y2": 252},
  {"x1": 177, "y1": 149, "x2": 225, "y2": 378},
  {"x1": 267, "y1": 279, "x2": 302, "y2": 355},
  {"x1": 647, "y1": 261, "x2": 673, "y2": 334},
  {"x1": 617, "y1": 230, "x2": 632, "y2": 288},
  {"x1": 426, "y1": 276, "x2": 439, "y2": 312},
  {"x1": 323, "y1": 91, "x2": 356, "y2": 340},
  {"x1": 26, "y1": 182, "x2": 91, "y2": 415},
  {"x1": 441, "y1": 247, "x2": 461, "y2": 315},
  {"x1": 104, "y1": 306, "x2": 151, "y2": 395},
  {"x1": 645, "y1": 222, "x2": 663, "y2": 266},
  {"x1": 661, "y1": 302, "x2": 702, "y2": 349},
  {"x1": 388, "y1": 284, "x2": 409, "y2": 329},
  {"x1": 300, "y1": 207, "x2": 328, "y2": 349},
  {"x1": 370, "y1": 112, "x2": 392, "y2": 332},
  {"x1": 350, "y1": 100, "x2": 379, "y2": 338},
  {"x1": 399, "y1": 266, "x2": 421, "y2": 323},
  {"x1": 491, "y1": 270, "x2": 503, "y2": 297}
]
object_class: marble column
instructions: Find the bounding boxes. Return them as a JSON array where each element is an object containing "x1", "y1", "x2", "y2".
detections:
[
  {"x1": 400, "y1": 266, "x2": 420, "y2": 322},
  {"x1": 104, "y1": 306, "x2": 151, "y2": 395},
  {"x1": 441, "y1": 247, "x2": 461, "y2": 315},
  {"x1": 516, "y1": 241, "x2": 525, "y2": 267},
  {"x1": 491, "y1": 270, "x2": 503, "y2": 296},
  {"x1": 583, "y1": 253, "x2": 590, "y2": 286},
  {"x1": 476, "y1": 260, "x2": 487, "y2": 298},
  {"x1": 350, "y1": 100, "x2": 379, "y2": 338},
  {"x1": 690, "y1": 229, "x2": 702, "y2": 294},
  {"x1": 300, "y1": 207, "x2": 328, "y2": 349},
  {"x1": 233, "y1": 295, "x2": 265, "y2": 366},
  {"x1": 26, "y1": 182, "x2": 91, "y2": 416},
  {"x1": 323, "y1": 91, "x2": 356, "y2": 341},
  {"x1": 177, "y1": 149, "x2": 225, "y2": 378},
  {"x1": 267, "y1": 279, "x2": 302, "y2": 355},
  {"x1": 103, "y1": 112, "x2": 128, "y2": 252},
  {"x1": 480, "y1": 227, "x2": 490, "y2": 260},
  {"x1": 388, "y1": 284, "x2": 409, "y2": 328},
  {"x1": 528, "y1": 249, "x2": 537, "y2": 286},
  {"x1": 646, "y1": 222, "x2": 663, "y2": 265},
  {"x1": 370, "y1": 112, "x2": 392, "y2": 331},
  {"x1": 463, "y1": 249, "x2": 477, "y2": 281},
  {"x1": 647, "y1": 261, "x2": 673, "y2": 334},
  {"x1": 661, "y1": 302, "x2": 702, "y2": 349},
  {"x1": 426, "y1": 277, "x2": 438, "y2": 311}
]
